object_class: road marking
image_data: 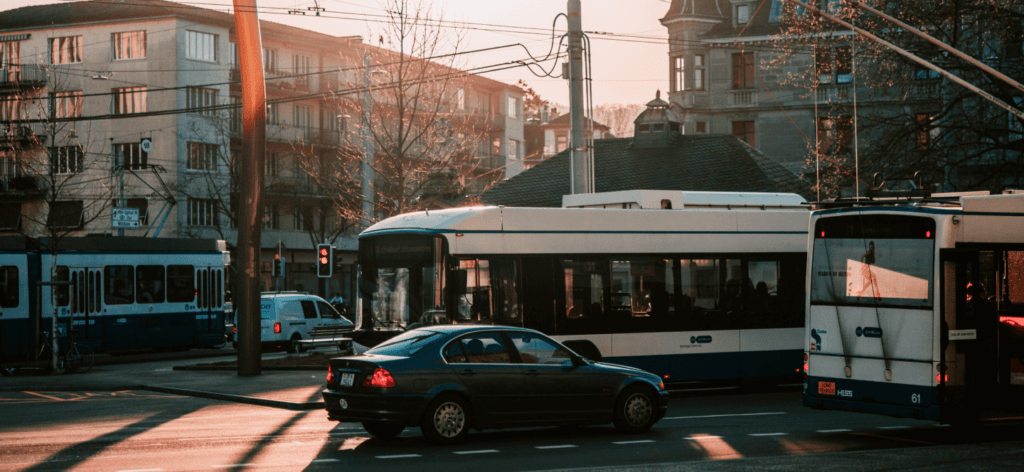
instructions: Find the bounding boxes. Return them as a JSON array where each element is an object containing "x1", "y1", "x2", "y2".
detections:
[
  {"x1": 613, "y1": 440, "x2": 655, "y2": 445},
  {"x1": 118, "y1": 469, "x2": 164, "y2": 472},
  {"x1": 214, "y1": 465, "x2": 257, "y2": 468},
  {"x1": 685, "y1": 435, "x2": 723, "y2": 440},
  {"x1": 664, "y1": 412, "x2": 785, "y2": 420},
  {"x1": 453, "y1": 449, "x2": 500, "y2": 455},
  {"x1": 24, "y1": 391, "x2": 67, "y2": 402},
  {"x1": 816, "y1": 429, "x2": 852, "y2": 433},
  {"x1": 376, "y1": 454, "x2": 422, "y2": 459},
  {"x1": 536, "y1": 445, "x2": 578, "y2": 450},
  {"x1": 749, "y1": 432, "x2": 788, "y2": 437},
  {"x1": 309, "y1": 459, "x2": 339, "y2": 463},
  {"x1": 878, "y1": 426, "x2": 912, "y2": 430}
]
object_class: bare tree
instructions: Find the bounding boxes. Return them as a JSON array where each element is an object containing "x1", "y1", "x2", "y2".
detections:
[
  {"x1": 771, "y1": 0, "x2": 1024, "y2": 197},
  {"x1": 593, "y1": 103, "x2": 645, "y2": 138}
]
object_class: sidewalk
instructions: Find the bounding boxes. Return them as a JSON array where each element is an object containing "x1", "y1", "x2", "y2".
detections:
[{"x1": 0, "y1": 349, "x2": 330, "y2": 411}]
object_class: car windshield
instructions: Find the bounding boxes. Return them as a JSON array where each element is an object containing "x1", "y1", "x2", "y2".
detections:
[{"x1": 366, "y1": 329, "x2": 442, "y2": 356}]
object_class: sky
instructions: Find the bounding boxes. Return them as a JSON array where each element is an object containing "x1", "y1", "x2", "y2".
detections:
[{"x1": 1, "y1": 0, "x2": 673, "y2": 107}]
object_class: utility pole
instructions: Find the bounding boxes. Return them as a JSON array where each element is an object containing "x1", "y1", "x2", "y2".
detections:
[
  {"x1": 232, "y1": 0, "x2": 267, "y2": 376},
  {"x1": 567, "y1": 0, "x2": 591, "y2": 195},
  {"x1": 360, "y1": 53, "x2": 375, "y2": 227}
]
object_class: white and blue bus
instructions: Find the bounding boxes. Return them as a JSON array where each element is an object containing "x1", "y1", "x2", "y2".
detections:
[
  {"x1": 0, "y1": 236, "x2": 230, "y2": 359},
  {"x1": 804, "y1": 190, "x2": 1024, "y2": 423},
  {"x1": 356, "y1": 190, "x2": 810, "y2": 383}
]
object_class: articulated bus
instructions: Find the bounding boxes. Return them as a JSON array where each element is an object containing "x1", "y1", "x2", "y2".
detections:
[
  {"x1": 804, "y1": 191, "x2": 1024, "y2": 424},
  {"x1": 0, "y1": 236, "x2": 230, "y2": 359},
  {"x1": 356, "y1": 190, "x2": 810, "y2": 383}
]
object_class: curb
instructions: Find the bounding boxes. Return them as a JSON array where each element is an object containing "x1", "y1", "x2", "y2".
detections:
[
  {"x1": 172, "y1": 365, "x2": 324, "y2": 371},
  {"x1": 141, "y1": 385, "x2": 325, "y2": 411},
  {"x1": 0, "y1": 384, "x2": 145, "y2": 392}
]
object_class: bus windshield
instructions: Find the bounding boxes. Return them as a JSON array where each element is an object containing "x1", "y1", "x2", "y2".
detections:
[
  {"x1": 811, "y1": 214, "x2": 935, "y2": 308},
  {"x1": 359, "y1": 235, "x2": 447, "y2": 330}
]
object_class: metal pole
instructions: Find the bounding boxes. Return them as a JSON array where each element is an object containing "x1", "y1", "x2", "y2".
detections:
[
  {"x1": 567, "y1": 0, "x2": 591, "y2": 195},
  {"x1": 117, "y1": 149, "x2": 125, "y2": 237},
  {"x1": 232, "y1": 0, "x2": 266, "y2": 376},
  {"x1": 361, "y1": 53, "x2": 375, "y2": 227}
]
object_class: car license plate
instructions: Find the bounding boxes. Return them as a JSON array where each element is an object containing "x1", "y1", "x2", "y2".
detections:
[
  {"x1": 341, "y1": 373, "x2": 355, "y2": 387},
  {"x1": 818, "y1": 381, "x2": 835, "y2": 395}
]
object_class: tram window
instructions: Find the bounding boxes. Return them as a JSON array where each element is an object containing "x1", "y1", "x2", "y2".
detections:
[
  {"x1": 54, "y1": 266, "x2": 70, "y2": 306},
  {"x1": 136, "y1": 265, "x2": 165, "y2": 303},
  {"x1": 748, "y1": 259, "x2": 780, "y2": 326},
  {"x1": 215, "y1": 269, "x2": 222, "y2": 307},
  {"x1": 167, "y1": 265, "x2": 195, "y2": 302},
  {"x1": 0, "y1": 266, "x2": 18, "y2": 308},
  {"x1": 104, "y1": 265, "x2": 135, "y2": 305},
  {"x1": 681, "y1": 259, "x2": 719, "y2": 313}
]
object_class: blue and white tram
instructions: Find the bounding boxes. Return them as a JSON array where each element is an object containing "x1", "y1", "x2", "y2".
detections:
[
  {"x1": 804, "y1": 191, "x2": 1024, "y2": 424},
  {"x1": 0, "y1": 236, "x2": 230, "y2": 358},
  {"x1": 356, "y1": 191, "x2": 810, "y2": 383}
]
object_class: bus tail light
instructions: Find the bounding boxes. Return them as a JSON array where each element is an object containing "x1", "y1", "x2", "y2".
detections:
[
  {"x1": 936, "y1": 373, "x2": 948, "y2": 383},
  {"x1": 363, "y1": 368, "x2": 396, "y2": 388},
  {"x1": 274, "y1": 322, "x2": 281, "y2": 334}
]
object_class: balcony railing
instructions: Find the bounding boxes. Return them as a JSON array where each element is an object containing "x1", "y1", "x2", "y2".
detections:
[
  {"x1": 0, "y1": 64, "x2": 47, "y2": 90},
  {"x1": 729, "y1": 90, "x2": 755, "y2": 106}
]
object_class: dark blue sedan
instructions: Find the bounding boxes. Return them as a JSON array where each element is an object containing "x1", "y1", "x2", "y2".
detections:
[{"x1": 322, "y1": 325, "x2": 668, "y2": 444}]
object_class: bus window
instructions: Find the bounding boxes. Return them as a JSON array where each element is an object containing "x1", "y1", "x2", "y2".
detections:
[
  {"x1": 1007, "y1": 252, "x2": 1024, "y2": 307},
  {"x1": 0, "y1": 266, "x2": 18, "y2": 308},
  {"x1": 167, "y1": 265, "x2": 195, "y2": 302},
  {"x1": 561, "y1": 259, "x2": 606, "y2": 334},
  {"x1": 455, "y1": 259, "x2": 491, "y2": 322},
  {"x1": 54, "y1": 266, "x2": 70, "y2": 307},
  {"x1": 105, "y1": 266, "x2": 135, "y2": 305},
  {"x1": 136, "y1": 265, "x2": 165, "y2": 304}
]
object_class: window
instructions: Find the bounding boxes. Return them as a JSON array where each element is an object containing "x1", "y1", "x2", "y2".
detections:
[
  {"x1": 113, "y1": 87, "x2": 147, "y2": 114},
  {"x1": 51, "y1": 91, "x2": 82, "y2": 118},
  {"x1": 507, "y1": 139, "x2": 519, "y2": 161},
  {"x1": 49, "y1": 36, "x2": 82, "y2": 64},
  {"x1": 915, "y1": 65, "x2": 940, "y2": 80},
  {"x1": 0, "y1": 266, "x2": 18, "y2": 308},
  {"x1": 507, "y1": 96, "x2": 519, "y2": 119},
  {"x1": 835, "y1": 47, "x2": 852, "y2": 84},
  {"x1": 188, "y1": 198, "x2": 218, "y2": 226},
  {"x1": 263, "y1": 48, "x2": 277, "y2": 74},
  {"x1": 563, "y1": 259, "x2": 606, "y2": 332},
  {"x1": 732, "y1": 52, "x2": 755, "y2": 89},
  {"x1": 112, "y1": 31, "x2": 146, "y2": 60},
  {"x1": 457, "y1": 88, "x2": 465, "y2": 110},
  {"x1": 230, "y1": 96, "x2": 242, "y2": 133},
  {"x1": 263, "y1": 204, "x2": 279, "y2": 230},
  {"x1": 694, "y1": 54, "x2": 705, "y2": 90},
  {"x1": 293, "y1": 105, "x2": 311, "y2": 132},
  {"x1": 104, "y1": 266, "x2": 134, "y2": 305},
  {"x1": 457, "y1": 332, "x2": 511, "y2": 363},
  {"x1": 733, "y1": 120, "x2": 755, "y2": 147},
  {"x1": 293, "y1": 54, "x2": 310, "y2": 84},
  {"x1": 509, "y1": 332, "x2": 573, "y2": 365},
  {"x1": 136, "y1": 265, "x2": 164, "y2": 303},
  {"x1": 114, "y1": 142, "x2": 148, "y2": 170},
  {"x1": 47, "y1": 201, "x2": 83, "y2": 229},
  {"x1": 0, "y1": 203, "x2": 20, "y2": 231},
  {"x1": 671, "y1": 56, "x2": 684, "y2": 92},
  {"x1": 167, "y1": 265, "x2": 195, "y2": 303},
  {"x1": 815, "y1": 46, "x2": 852, "y2": 84},
  {"x1": 187, "y1": 142, "x2": 218, "y2": 171},
  {"x1": 50, "y1": 146, "x2": 83, "y2": 174},
  {"x1": 265, "y1": 151, "x2": 278, "y2": 177},
  {"x1": 186, "y1": 87, "x2": 218, "y2": 115},
  {"x1": 0, "y1": 97, "x2": 24, "y2": 121},
  {"x1": 1, "y1": 41, "x2": 21, "y2": 80},
  {"x1": 294, "y1": 206, "x2": 311, "y2": 231},
  {"x1": 266, "y1": 102, "x2": 279, "y2": 124},
  {"x1": 556, "y1": 134, "x2": 568, "y2": 153},
  {"x1": 185, "y1": 31, "x2": 217, "y2": 62},
  {"x1": 695, "y1": 121, "x2": 707, "y2": 134},
  {"x1": 768, "y1": 0, "x2": 785, "y2": 23},
  {"x1": 736, "y1": 3, "x2": 752, "y2": 25},
  {"x1": 228, "y1": 42, "x2": 238, "y2": 68}
]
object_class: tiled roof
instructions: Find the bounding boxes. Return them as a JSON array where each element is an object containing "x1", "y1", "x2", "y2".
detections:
[
  {"x1": 480, "y1": 134, "x2": 810, "y2": 208},
  {"x1": 543, "y1": 113, "x2": 609, "y2": 130}
]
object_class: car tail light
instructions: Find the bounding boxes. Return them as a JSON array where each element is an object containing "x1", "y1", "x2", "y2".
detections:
[
  {"x1": 274, "y1": 322, "x2": 281, "y2": 334},
  {"x1": 233, "y1": 326, "x2": 237, "y2": 334},
  {"x1": 363, "y1": 368, "x2": 396, "y2": 388},
  {"x1": 658, "y1": 380, "x2": 665, "y2": 390},
  {"x1": 326, "y1": 365, "x2": 334, "y2": 384}
]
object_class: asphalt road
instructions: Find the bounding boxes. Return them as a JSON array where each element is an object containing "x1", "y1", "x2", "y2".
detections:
[{"x1": 3, "y1": 384, "x2": 1023, "y2": 471}]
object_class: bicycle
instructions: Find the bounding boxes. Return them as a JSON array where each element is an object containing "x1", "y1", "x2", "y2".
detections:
[{"x1": 35, "y1": 330, "x2": 95, "y2": 374}]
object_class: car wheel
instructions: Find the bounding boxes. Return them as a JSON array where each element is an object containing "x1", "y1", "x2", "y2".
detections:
[
  {"x1": 612, "y1": 386, "x2": 657, "y2": 434},
  {"x1": 421, "y1": 394, "x2": 471, "y2": 444},
  {"x1": 362, "y1": 422, "x2": 404, "y2": 439}
]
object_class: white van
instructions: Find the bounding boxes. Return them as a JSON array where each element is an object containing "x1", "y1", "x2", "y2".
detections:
[{"x1": 258, "y1": 292, "x2": 355, "y2": 352}]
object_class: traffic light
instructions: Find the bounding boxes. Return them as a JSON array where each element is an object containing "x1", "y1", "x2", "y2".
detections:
[
  {"x1": 317, "y1": 244, "x2": 333, "y2": 278},
  {"x1": 273, "y1": 254, "x2": 284, "y2": 277}
]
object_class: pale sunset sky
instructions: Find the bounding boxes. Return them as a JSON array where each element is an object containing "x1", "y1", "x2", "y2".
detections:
[{"x1": 2, "y1": 0, "x2": 673, "y2": 107}]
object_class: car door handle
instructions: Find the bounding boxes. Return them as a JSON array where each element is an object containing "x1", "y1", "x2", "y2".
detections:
[
  {"x1": 524, "y1": 369, "x2": 540, "y2": 376},
  {"x1": 458, "y1": 369, "x2": 475, "y2": 377}
]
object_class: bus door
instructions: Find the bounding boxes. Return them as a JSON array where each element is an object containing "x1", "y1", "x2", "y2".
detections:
[{"x1": 70, "y1": 268, "x2": 103, "y2": 349}]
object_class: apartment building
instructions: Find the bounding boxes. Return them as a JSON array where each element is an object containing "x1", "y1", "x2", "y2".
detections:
[{"x1": 0, "y1": 0, "x2": 523, "y2": 296}]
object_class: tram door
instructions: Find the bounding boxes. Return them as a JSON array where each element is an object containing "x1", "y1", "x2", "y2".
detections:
[
  {"x1": 194, "y1": 267, "x2": 223, "y2": 345},
  {"x1": 71, "y1": 268, "x2": 104, "y2": 346}
]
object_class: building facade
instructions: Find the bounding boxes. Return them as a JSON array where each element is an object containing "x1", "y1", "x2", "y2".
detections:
[{"x1": 0, "y1": 0, "x2": 523, "y2": 298}]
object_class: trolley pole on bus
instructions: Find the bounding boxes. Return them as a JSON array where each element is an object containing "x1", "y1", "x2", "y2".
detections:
[{"x1": 232, "y1": 0, "x2": 267, "y2": 376}]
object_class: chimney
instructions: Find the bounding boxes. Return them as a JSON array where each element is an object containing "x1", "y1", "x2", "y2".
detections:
[{"x1": 541, "y1": 105, "x2": 550, "y2": 124}]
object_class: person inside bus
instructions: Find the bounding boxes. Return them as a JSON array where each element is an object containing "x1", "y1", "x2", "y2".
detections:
[{"x1": 137, "y1": 282, "x2": 154, "y2": 304}]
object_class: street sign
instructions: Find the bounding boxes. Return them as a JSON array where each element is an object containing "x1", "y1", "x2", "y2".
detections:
[{"x1": 112, "y1": 207, "x2": 139, "y2": 229}]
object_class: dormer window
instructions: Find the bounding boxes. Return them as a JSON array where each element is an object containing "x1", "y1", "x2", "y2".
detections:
[{"x1": 735, "y1": 3, "x2": 752, "y2": 25}]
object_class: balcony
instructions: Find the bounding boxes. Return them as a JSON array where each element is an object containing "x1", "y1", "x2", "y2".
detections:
[
  {"x1": 0, "y1": 64, "x2": 47, "y2": 91},
  {"x1": 815, "y1": 85, "x2": 854, "y2": 104},
  {"x1": 461, "y1": 111, "x2": 505, "y2": 131},
  {"x1": 0, "y1": 174, "x2": 45, "y2": 197},
  {"x1": 0, "y1": 124, "x2": 44, "y2": 143},
  {"x1": 728, "y1": 89, "x2": 756, "y2": 107}
]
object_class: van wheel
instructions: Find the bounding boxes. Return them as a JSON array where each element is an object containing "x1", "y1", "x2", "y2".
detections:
[{"x1": 288, "y1": 334, "x2": 303, "y2": 354}]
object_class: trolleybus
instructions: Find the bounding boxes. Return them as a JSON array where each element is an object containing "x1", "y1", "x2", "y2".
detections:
[
  {"x1": 0, "y1": 236, "x2": 230, "y2": 359},
  {"x1": 356, "y1": 190, "x2": 810, "y2": 383},
  {"x1": 803, "y1": 190, "x2": 1024, "y2": 423}
]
